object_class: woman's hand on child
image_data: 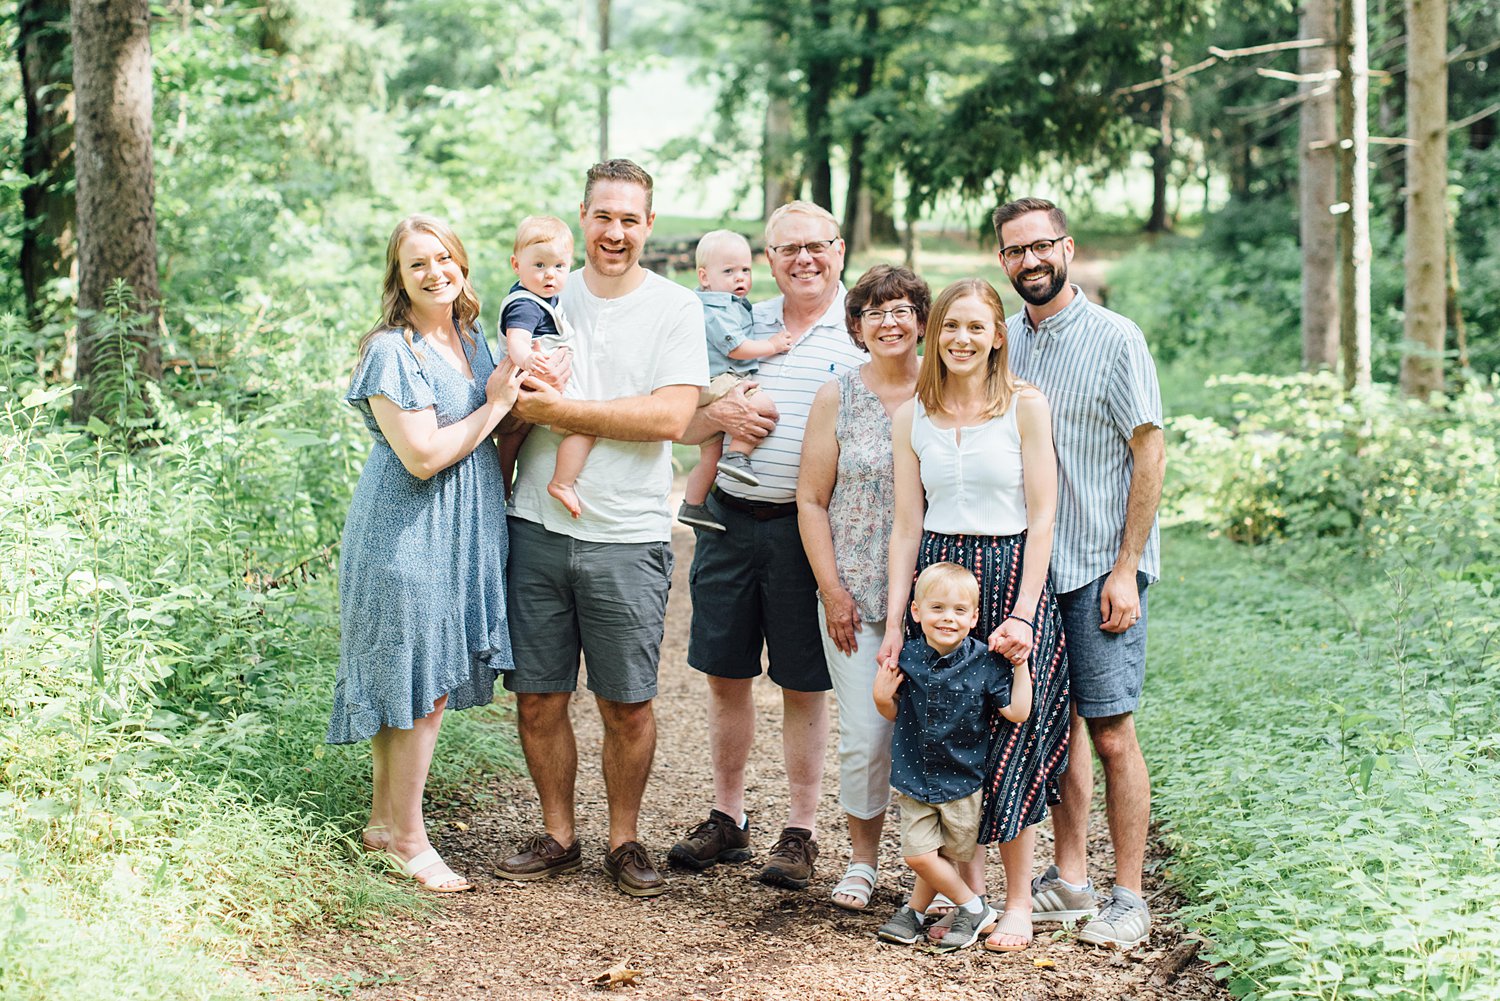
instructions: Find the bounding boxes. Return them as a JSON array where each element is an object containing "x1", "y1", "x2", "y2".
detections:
[
  {"x1": 988, "y1": 617, "x2": 1034, "y2": 667},
  {"x1": 487, "y1": 357, "x2": 527, "y2": 410}
]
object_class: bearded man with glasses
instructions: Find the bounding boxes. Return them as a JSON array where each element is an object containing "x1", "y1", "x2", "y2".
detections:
[
  {"x1": 990, "y1": 196, "x2": 1165, "y2": 950},
  {"x1": 671, "y1": 201, "x2": 867, "y2": 892}
]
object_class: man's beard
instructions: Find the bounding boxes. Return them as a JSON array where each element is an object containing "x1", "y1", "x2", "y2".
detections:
[{"x1": 1012, "y1": 262, "x2": 1067, "y2": 306}]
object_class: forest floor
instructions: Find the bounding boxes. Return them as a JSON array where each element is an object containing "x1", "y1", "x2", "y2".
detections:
[{"x1": 258, "y1": 508, "x2": 1228, "y2": 1001}]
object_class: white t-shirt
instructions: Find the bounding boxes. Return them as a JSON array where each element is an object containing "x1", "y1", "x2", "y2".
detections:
[
  {"x1": 717, "y1": 286, "x2": 865, "y2": 503},
  {"x1": 510, "y1": 268, "x2": 708, "y2": 543}
]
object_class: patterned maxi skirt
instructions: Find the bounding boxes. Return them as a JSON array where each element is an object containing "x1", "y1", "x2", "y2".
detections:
[{"x1": 907, "y1": 530, "x2": 1070, "y2": 844}]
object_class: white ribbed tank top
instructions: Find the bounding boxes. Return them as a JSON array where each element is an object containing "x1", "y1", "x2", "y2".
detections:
[{"x1": 911, "y1": 397, "x2": 1027, "y2": 536}]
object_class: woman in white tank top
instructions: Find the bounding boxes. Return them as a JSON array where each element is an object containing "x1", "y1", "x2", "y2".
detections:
[{"x1": 877, "y1": 278, "x2": 1071, "y2": 952}]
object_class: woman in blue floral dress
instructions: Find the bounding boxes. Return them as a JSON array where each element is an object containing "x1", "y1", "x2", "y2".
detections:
[{"x1": 328, "y1": 215, "x2": 524, "y2": 892}]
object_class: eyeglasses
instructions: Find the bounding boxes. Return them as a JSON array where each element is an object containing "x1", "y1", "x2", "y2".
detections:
[
  {"x1": 768, "y1": 238, "x2": 839, "y2": 259},
  {"x1": 859, "y1": 305, "x2": 917, "y2": 324},
  {"x1": 1000, "y1": 236, "x2": 1067, "y2": 265}
]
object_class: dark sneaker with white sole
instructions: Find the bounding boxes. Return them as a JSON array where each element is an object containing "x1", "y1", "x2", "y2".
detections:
[
  {"x1": 934, "y1": 900, "x2": 998, "y2": 952},
  {"x1": 876, "y1": 905, "x2": 927, "y2": 945},
  {"x1": 756, "y1": 826, "x2": 817, "y2": 889},
  {"x1": 716, "y1": 452, "x2": 761, "y2": 487},
  {"x1": 668, "y1": 810, "x2": 751, "y2": 870},
  {"x1": 677, "y1": 500, "x2": 726, "y2": 532}
]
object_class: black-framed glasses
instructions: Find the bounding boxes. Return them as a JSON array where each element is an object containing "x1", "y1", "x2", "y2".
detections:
[
  {"x1": 1000, "y1": 236, "x2": 1067, "y2": 264},
  {"x1": 769, "y1": 238, "x2": 840, "y2": 259},
  {"x1": 859, "y1": 305, "x2": 918, "y2": 324}
]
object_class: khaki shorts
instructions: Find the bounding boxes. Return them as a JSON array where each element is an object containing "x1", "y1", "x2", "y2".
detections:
[
  {"x1": 698, "y1": 371, "x2": 759, "y2": 407},
  {"x1": 895, "y1": 790, "x2": 982, "y2": 861}
]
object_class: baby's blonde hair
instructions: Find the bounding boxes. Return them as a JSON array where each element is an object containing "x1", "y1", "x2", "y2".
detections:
[
  {"x1": 695, "y1": 229, "x2": 751, "y2": 270},
  {"x1": 913, "y1": 562, "x2": 980, "y2": 605},
  {"x1": 512, "y1": 215, "x2": 574, "y2": 256}
]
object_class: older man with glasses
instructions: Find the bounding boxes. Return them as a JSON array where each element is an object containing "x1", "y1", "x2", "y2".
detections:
[{"x1": 670, "y1": 201, "x2": 867, "y2": 892}]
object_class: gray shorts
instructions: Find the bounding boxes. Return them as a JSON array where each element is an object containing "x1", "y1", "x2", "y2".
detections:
[
  {"x1": 1056, "y1": 571, "x2": 1149, "y2": 718},
  {"x1": 503, "y1": 517, "x2": 673, "y2": 703}
]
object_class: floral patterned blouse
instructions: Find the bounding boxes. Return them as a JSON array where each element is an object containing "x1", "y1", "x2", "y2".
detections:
[{"x1": 826, "y1": 367, "x2": 899, "y2": 623}]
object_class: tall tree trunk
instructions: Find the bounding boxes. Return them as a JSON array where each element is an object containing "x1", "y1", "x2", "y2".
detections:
[
  {"x1": 70, "y1": 0, "x2": 161, "y2": 423},
  {"x1": 763, "y1": 93, "x2": 798, "y2": 218},
  {"x1": 1299, "y1": 0, "x2": 1340, "y2": 371},
  {"x1": 1336, "y1": 0, "x2": 1371, "y2": 392},
  {"x1": 597, "y1": 0, "x2": 610, "y2": 161},
  {"x1": 1399, "y1": 0, "x2": 1447, "y2": 399},
  {"x1": 805, "y1": 0, "x2": 836, "y2": 210},
  {"x1": 1146, "y1": 45, "x2": 1174, "y2": 233},
  {"x1": 19, "y1": 0, "x2": 76, "y2": 332},
  {"x1": 840, "y1": 4, "x2": 879, "y2": 253},
  {"x1": 1446, "y1": 236, "x2": 1467, "y2": 372}
]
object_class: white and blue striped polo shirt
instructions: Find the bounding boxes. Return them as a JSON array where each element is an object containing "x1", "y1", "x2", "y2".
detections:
[
  {"x1": 1007, "y1": 286, "x2": 1162, "y2": 594},
  {"x1": 717, "y1": 286, "x2": 865, "y2": 503}
]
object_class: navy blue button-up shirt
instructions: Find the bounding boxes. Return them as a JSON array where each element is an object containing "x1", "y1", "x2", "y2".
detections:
[{"x1": 890, "y1": 636, "x2": 1011, "y2": 804}]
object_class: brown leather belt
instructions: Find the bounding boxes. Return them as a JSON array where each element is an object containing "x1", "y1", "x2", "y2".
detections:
[{"x1": 711, "y1": 486, "x2": 799, "y2": 522}]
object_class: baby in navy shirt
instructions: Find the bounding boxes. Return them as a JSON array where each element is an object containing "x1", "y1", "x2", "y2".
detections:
[{"x1": 873, "y1": 562, "x2": 1033, "y2": 953}]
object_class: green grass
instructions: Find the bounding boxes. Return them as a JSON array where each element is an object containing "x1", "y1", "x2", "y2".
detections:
[{"x1": 1145, "y1": 530, "x2": 1498, "y2": 1001}]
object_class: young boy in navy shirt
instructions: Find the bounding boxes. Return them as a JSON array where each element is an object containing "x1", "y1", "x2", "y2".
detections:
[{"x1": 873, "y1": 562, "x2": 1033, "y2": 952}]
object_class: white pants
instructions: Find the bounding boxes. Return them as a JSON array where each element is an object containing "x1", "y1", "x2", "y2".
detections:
[{"x1": 817, "y1": 605, "x2": 894, "y2": 820}]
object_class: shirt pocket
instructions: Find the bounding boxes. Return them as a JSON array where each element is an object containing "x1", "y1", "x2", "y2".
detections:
[{"x1": 934, "y1": 691, "x2": 988, "y2": 758}]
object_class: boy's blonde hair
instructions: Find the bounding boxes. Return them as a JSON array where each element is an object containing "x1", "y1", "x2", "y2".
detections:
[
  {"x1": 512, "y1": 215, "x2": 574, "y2": 256},
  {"x1": 695, "y1": 229, "x2": 751, "y2": 270},
  {"x1": 913, "y1": 562, "x2": 980, "y2": 605}
]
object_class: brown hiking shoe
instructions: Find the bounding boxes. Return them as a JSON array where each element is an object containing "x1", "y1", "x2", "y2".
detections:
[
  {"x1": 604, "y1": 841, "x2": 666, "y2": 897},
  {"x1": 756, "y1": 826, "x2": 817, "y2": 889},
  {"x1": 668, "y1": 810, "x2": 752, "y2": 870},
  {"x1": 495, "y1": 833, "x2": 581, "y2": 881}
]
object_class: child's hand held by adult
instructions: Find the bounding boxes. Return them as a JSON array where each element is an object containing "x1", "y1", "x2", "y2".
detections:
[
  {"x1": 486, "y1": 356, "x2": 527, "y2": 409},
  {"x1": 988, "y1": 615, "x2": 1034, "y2": 666}
]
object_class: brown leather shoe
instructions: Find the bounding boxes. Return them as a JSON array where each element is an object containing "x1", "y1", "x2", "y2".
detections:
[
  {"x1": 495, "y1": 833, "x2": 581, "y2": 881},
  {"x1": 604, "y1": 841, "x2": 667, "y2": 897},
  {"x1": 757, "y1": 826, "x2": 817, "y2": 889}
]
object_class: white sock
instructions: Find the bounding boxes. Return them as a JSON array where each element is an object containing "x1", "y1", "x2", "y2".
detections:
[
  {"x1": 1060, "y1": 876, "x2": 1090, "y2": 893},
  {"x1": 738, "y1": 813, "x2": 748, "y2": 829},
  {"x1": 959, "y1": 896, "x2": 984, "y2": 914}
]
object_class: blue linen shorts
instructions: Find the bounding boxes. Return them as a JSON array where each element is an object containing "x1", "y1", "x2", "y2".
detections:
[
  {"x1": 1056, "y1": 571, "x2": 1150, "y2": 718},
  {"x1": 686, "y1": 492, "x2": 831, "y2": 692},
  {"x1": 503, "y1": 517, "x2": 672, "y2": 703}
]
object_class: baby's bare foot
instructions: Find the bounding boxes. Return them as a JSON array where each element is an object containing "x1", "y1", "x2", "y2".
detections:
[{"x1": 548, "y1": 481, "x2": 582, "y2": 518}]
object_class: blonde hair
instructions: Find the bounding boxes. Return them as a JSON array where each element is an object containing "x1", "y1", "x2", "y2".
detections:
[
  {"x1": 764, "y1": 200, "x2": 840, "y2": 246},
  {"x1": 513, "y1": 215, "x2": 574, "y2": 256},
  {"x1": 915, "y1": 279, "x2": 1019, "y2": 422},
  {"x1": 913, "y1": 562, "x2": 980, "y2": 605},
  {"x1": 695, "y1": 229, "x2": 751, "y2": 270},
  {"x1": 357, "y1": 214, "x2": 479, "y2": 366}
]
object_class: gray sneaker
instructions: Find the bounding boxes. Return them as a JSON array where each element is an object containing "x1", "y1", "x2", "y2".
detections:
[
  {"x1": 716, "y1": 452, "x2": 761, "y2": 487},
  {"x1": 934, "y1": 899, "x2": 998, "y2": 952},
  {"x1": 876, "y1": 905, "x2": 926, "y2": 945},
  {"x1": 677, "y1": 500, "x2": 726, "y2": 532},
  {"x1": 1031, "y1": 864, "x2": 1098, "y2": 922},
  {"x1": 1077, "y1": 886, "x2": 1150, "y2": 949}
]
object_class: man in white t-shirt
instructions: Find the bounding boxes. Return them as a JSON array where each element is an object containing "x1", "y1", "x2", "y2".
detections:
[
  {"x1": 668, "y1": 202, "x2": 866, "y2": 892},
  {"x1": 496, "y1": 160, "x2": 708, "y2": 898}
]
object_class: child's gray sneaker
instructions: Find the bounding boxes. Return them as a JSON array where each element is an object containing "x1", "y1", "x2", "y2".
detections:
[
  {"x1": 1031, "y1": 863, "x2": 1098, "y2": 922},
  {"x1": 1077, "y1": 885, "x2": 1150, "y2": 949},
  {"x1": 677, "y1": 500, "x2": 726, "y2": 532},
  {"x1": 716, "y1": 452, "x2": 761, "y2": 487},
  {"x1": 934, "y1": 899, "x2": 998, "y2": 952},
  {"x1": 875, "y1": 905, "x2": 926, "y2": 945}
]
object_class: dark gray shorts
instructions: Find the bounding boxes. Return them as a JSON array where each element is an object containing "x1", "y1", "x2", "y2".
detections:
[
  {"x1": 503, "y1": 517, "x2": 672, "y2": 704},
  {"x1": 686, "y1": 493, "x2": 830, "y2": 692},
  {"x1": 1056, "y1": 572, "x2": 1150, "y2": 718}
]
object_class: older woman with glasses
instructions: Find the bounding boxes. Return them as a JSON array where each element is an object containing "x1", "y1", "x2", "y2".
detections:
[{"x1": 796, "y1": 265, "x2": 930, "y2": 911}]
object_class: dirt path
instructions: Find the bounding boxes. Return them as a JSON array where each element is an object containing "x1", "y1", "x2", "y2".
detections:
[{"x1": 272, "y1": 499, "x2": 1224, "y2": 1000}]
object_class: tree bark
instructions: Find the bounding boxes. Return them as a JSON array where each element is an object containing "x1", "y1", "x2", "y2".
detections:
[
  {"x1": 19, "y1": 0, "x2": 76, "y2": 331},
  {"x1": 1336, "y1": 0, "x2": 1371, "y2": 392},
  {"x1": 840, "y1": 4, "x2": 879, "y2": 253},
  {"x1": 805, "y1": 0, "x2": 836, "y2": 210},
  {"x1": 1398, "y1": 0, "x2": 1447, "y2": 399},
  {"x1": 1299, "y1": 1, "x2": 1340, "y2": 371},
  {"x1": 70, "y1": 0, "x2": 161, "y2": 423},
  {"x1": 763, "y1": 93, "x2": 798, "y2": 217},
  {"x1": 597, "y1": 0, "x2": 610, "y2": 161},
  {"x1": 1146, "y1": 45, "x2": 1174, "y2": 233}
]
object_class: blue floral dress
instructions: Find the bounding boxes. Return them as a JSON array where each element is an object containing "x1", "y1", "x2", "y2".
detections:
[{"x1": 326, "y1": 325, "x2": 514, "y2": 744}]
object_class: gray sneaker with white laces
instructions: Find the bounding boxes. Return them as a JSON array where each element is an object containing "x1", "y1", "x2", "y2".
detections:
[
  {"x1": 1077, "y1": 885, "x2": 1151, "y2": 949},
  {"x1": 1030, "y1": 864, "x2": 1098, "y2": 922}
]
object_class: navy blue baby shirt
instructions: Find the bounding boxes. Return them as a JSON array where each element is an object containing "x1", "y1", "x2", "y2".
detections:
[{"x1": 890, "y1": 635, "x2": 1010, "y2": 804}]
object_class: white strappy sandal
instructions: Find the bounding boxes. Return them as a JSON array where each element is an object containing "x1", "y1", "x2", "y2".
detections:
[{"x1": 831, "y1": 861, "x2": 879, "y2": 911}]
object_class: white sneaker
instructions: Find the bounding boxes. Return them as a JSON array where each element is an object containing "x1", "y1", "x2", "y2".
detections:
[
  {"x1": 1077, "y1": 885, "x2": 1150, "y2": 949},
  {"x1": 1030, "y1": 864, "x2": 1098, "y2": 922}
]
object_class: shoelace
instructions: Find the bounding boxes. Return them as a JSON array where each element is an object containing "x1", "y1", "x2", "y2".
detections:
[
  {"x1": 613, "y1": 843, "x2": 650, "y2": 870},
  {"x1": 688, "y1": 816, "x2": 729, "y2": 840},
  {"x1": 520, "y1": 833, "x2": 560, "y2": 856},
  {"x1": 767, "y1": 831, "x2": 808, "y2": 860}
]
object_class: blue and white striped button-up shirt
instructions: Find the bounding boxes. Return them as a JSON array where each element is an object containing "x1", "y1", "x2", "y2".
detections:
[{"x1": 1008, "y1": 286, "x2": 1162, "y2": 594}]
